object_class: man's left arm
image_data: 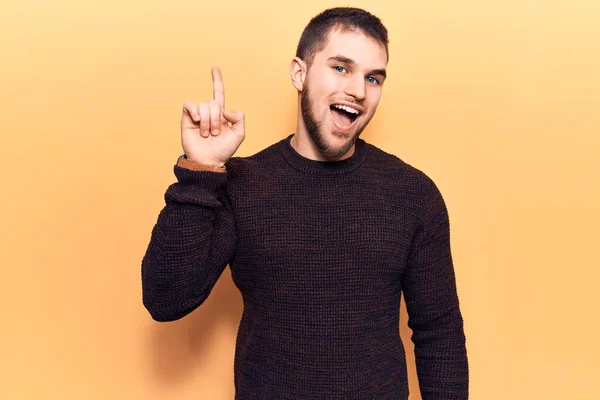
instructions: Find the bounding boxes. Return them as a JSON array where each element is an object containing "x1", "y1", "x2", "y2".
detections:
[{"x1": 402, "y1": 177, "x2": 469, "y2": 399}]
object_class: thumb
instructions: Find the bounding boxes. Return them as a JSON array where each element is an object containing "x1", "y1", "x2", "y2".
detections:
[{"x1": 222, "y1": 109, "x2": 244, "y2": 126}]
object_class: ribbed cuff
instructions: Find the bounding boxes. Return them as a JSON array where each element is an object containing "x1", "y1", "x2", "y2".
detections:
[{"x1": 165, "y1": 164, "x2": 229, "y2": 207}]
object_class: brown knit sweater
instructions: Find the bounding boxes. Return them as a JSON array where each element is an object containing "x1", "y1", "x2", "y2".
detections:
[{"x1": 142, "y1": 134, "x2": 469, "y2": 399}]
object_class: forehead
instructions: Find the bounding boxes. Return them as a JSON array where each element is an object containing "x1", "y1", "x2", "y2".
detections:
[{"x1": 314, "y1": 29, "x2": 387, "y2": 69}]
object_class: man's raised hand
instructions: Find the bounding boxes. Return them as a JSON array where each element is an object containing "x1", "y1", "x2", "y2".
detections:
[{"x1": 181, "y1": 67, "x2": 245, "y2": 167}]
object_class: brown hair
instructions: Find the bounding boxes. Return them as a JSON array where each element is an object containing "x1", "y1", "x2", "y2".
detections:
[{"x1": 295, "y1": 7, "x2": 389, "y2": 67}]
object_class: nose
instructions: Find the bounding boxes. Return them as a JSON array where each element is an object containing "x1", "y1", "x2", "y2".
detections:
[{"x1": 344, "y1": 74, "x2": 366, "y2": 100}]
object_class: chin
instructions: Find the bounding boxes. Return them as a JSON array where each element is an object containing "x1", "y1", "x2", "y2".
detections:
[{"x1": 316, "y1": 127, "x2": 360, "y2": 159}]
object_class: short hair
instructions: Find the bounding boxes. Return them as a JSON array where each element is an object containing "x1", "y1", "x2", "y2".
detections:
[{"x1": 295, "y1": 7, "x2": 389, "y2": 67}]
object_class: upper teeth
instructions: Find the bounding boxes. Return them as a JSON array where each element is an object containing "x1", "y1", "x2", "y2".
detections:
[{"x1": 333, "y1": 104, "x2": 359, "y2": 114}]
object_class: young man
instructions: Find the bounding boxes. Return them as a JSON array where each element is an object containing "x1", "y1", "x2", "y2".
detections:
[{"x1": 142, "y1": 7, "x2": 469, "y2": 399}]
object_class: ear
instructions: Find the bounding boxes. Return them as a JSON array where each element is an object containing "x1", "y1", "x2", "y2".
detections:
[{"x1": 289, "y1": 57, "x2": 307, "y2": 92}]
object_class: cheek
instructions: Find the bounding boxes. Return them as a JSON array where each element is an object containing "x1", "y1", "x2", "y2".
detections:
[
  {"x1": 366, "y1": 91, "x2": 383, "y2": 111},
  {"x1": 316, "y1": 73, "x2": 341, "y2": 96}
]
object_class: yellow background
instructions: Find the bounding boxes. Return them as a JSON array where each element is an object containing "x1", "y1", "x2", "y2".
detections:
[{"x1": 1, "y1": 0, "x2": 599, "y2": 398}]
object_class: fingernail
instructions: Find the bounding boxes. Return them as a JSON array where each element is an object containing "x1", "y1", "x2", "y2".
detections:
[
  {"x1": 213, "y1": 129, "x2": 220, "y2": 135},
  {"x1": 203, "y1": 130, "x2": 209, "y2": 137}
]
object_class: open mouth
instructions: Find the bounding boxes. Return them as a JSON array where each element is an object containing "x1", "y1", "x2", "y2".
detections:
[{"x1": 330, "y1": 104, "x2": 361, "y2": 128}]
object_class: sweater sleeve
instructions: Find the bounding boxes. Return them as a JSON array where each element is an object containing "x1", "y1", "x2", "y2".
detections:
[
  {"x1": 402, "y1": 177, "x2": 469, "y2": 399},
  {"x1": 141, "y1": 164, "x2": 237, "y2": 322}
]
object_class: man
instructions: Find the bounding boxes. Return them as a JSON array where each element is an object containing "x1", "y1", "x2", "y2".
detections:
[{"x1": 142, "y1": 7, "x2": 468, "y2": 399}]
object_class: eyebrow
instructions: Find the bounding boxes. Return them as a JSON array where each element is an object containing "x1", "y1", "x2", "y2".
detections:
[{"x1": 327, "y1": 55, "x2": 387, "y2": 79}]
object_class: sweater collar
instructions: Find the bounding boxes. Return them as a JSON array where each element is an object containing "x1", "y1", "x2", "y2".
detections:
[{"x1": 279, "y1": 134, "x2": 368, "y2": 175}]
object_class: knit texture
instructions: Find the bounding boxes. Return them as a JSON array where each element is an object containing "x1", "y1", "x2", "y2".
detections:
[{"x1": 142, "y1": 134, "x2": 469, "y2": 399}]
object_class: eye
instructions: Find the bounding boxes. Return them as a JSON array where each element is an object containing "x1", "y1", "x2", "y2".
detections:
[
  {"x1": 366, "y1": 76, "x2": 380, "y2": 85},
  {"x1": 333, "y1": 65, "x2": 348, "y2": 73}
]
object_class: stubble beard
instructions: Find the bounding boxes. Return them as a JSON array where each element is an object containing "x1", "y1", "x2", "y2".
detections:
[{"x1": 300, "y1": 83, "x2": 363, "y2": 160}]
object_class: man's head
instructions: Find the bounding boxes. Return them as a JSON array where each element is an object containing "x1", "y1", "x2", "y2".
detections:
[{"x1": 290, "y1": 7, "x2": 389, "y2": 160}]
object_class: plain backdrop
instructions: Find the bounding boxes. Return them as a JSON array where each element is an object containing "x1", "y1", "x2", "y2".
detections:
[{"x1": 1, "y1": 0, "x2": 599, "y2": 399}]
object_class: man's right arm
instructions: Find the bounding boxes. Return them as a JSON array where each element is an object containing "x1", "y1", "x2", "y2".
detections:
[
  {"x1": 141, "y1": 160, "x2": 235, "y2": 322},
  {"x1": 142, "y1": 67, "x2": 245, "y2": 322}
]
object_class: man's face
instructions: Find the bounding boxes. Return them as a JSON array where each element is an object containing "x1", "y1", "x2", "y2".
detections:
[{"x1": 300, "y1": 29, "x2": 387, "y2": 159}]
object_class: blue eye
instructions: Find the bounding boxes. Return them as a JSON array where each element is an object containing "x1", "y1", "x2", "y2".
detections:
[
  {"x1": 334, "y1": 66, "x2": 347, "y2": 73},
  {"x1": 366, "y1": 76, "x2": 380, "y2": 84}
]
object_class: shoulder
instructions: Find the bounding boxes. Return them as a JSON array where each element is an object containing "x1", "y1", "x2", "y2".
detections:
[
  {"x1": 224, "y1": 139, "x2": 285, "y2": 180},
  {"x1": 366, "y1": 143, "x2": 449, "y2": 226},
  {"x1": 364, "y1": 142, "x2": 439, "y2": 195}
]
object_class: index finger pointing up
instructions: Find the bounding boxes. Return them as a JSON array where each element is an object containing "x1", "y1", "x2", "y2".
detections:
[{"x1": 212, "y1": 67, "x2": 225, "y2": 108}]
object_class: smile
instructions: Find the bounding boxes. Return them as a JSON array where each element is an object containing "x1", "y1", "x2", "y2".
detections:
[{"x1": 329, "y1": 103, "x2": 362, "y2": 131}]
